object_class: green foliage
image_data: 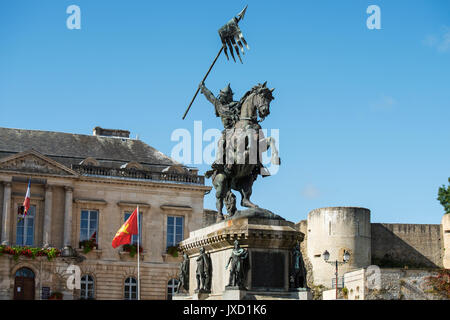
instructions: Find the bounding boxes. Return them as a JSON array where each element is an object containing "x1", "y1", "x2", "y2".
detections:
[
  {"x1": 437, "y1": 178, "x2": 450, "y2": 214},
  {"x1": 342, "y1": 287, "x2": 348, "y2": 299},
  {"x1": 310, "y1": 284, "x2": 326, "y2": 300},
  {"x1": 79, "y1": 239, "x2": 97, "y2": 254},
  {"x1": 123, "y1": 244, "x2": 142, "y2": 258},
  {"x1": 167, "y1": 246, "x2": 179, "y2": 257}
]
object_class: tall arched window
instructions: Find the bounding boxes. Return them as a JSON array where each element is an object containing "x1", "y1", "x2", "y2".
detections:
[
  {"x1": 167, "y1": 278, "x2": 179, "y2": 300},
  {"x1": 80, "y1": 275, "x2": 95, "y2": 299},
  {"x1": 124, "y1": 277, "x2": 137, "y2": 300}
]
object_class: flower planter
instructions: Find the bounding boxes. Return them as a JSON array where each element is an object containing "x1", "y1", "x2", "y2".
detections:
[
  {"x1": 49, "y1": 292, "x2": 63, "y2": 300},
  {"x1": 122, "y1": 244, "x2": 143, "y2": 258},
  {"x1": 0, "y1": 245, "x2": 60, "y2": 261}
]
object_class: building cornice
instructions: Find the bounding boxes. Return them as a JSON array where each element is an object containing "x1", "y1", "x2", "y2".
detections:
[
  {"x1": 160, "y1": 205, "x2": 193, "y2": 212},
  {"x1": 73, "y1": 198, "x2": 107, "y2": 206},
  {"x1": 117, "y1": 201, "x2": 151, "y2": 208}
]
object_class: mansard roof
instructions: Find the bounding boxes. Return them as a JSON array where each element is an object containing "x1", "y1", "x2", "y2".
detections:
[{"x1": 0, "y1": 127, "x2": 180, "y2": 170}]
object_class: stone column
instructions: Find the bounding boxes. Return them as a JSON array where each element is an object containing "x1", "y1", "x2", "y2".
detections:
[
  {"x1": 1, "y1": 182, "x2": 12, "y2": 245},
  {"x1": 42, "y1": 185, "x2": 53, "y2": 248},
  {"x1": 63, "y1": 187, "x2": 73, "y2": 247}
]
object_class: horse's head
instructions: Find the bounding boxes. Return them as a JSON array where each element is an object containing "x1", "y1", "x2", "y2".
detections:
[{"x1": 252, "y1": 81, "x2": 275, "y2": 122}]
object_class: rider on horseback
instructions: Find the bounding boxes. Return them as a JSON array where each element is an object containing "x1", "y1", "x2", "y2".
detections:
[
  {"x1": 199, "y1": 82, "x2": 240, "y2": 130},
  {"x1": 199, "y1": 82, "x2": 240, "y2": 220}
]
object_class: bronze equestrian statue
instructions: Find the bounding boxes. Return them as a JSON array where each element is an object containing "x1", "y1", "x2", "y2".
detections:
[{"x1": 199, "y1": 81, "x2": 280, "y2": 221}]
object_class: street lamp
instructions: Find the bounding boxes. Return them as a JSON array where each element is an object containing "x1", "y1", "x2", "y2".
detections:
[
  {"x1": 343, "y1": 250, "x2": 350, "y2": 263},
  {"x1": 322, "y1": 250, "x2": 351, "y2": 299}
]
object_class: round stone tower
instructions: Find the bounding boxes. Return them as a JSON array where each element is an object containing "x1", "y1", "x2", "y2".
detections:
[{"x1": 306, "y1": 207, "x2": 371, "y2": 287}]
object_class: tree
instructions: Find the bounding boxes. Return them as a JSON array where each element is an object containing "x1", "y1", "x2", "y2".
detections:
[{"x1": 437, "y1": 177, "x2": 450, "y2": 214}]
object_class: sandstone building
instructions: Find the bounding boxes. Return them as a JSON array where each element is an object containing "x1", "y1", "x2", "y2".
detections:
[{"x1": 0, "y1": 126, "x2": 210, "y2": 300}]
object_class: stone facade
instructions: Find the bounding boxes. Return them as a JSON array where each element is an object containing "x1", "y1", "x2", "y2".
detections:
[
  {"x1": 0, "y1": 127, "x2": 211, "y2": 300},
  {"x1": 442, "y1": 214, "x2": 450, "y2": 269}
]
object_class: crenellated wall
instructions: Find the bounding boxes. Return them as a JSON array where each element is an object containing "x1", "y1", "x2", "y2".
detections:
[{"x1": 371, "y1": 223, "x2": 443, "y2": 268}]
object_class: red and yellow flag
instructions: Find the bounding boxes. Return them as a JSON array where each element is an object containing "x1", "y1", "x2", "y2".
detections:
[{"x1": 112, "y1": 208, "x2": 138, "y2": 248}]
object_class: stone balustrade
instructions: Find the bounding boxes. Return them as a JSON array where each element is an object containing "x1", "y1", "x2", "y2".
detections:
[{"x1": 71, "y1": 164, "x2": 205, "y2": 185}]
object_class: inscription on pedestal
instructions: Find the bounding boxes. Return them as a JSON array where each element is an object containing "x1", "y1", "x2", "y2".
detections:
[{"x1": 251, "y1": 251, "x2": 285, "y2": 289}]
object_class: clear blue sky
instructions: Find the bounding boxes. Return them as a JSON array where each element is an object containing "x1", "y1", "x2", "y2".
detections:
[{"x1": 1, "y1": 0, "x2": 449, "y2": 224}]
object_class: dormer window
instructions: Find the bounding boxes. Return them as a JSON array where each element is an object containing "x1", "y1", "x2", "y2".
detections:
[
  {"x1": 79, "y1": 157, "x2": 99, "y2": 166},
  {"x1": 161, "y1": 165, "x2": 186, "y2": 174},
  {"x1": 120, "y1": 162, "x2": 143, "y2": 170}
]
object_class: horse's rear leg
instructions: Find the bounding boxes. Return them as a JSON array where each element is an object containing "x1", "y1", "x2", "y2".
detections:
[
  {"x1": 238, "y1": 179, "x2": 258, "y2": 209},
  {"x1": 213, "y1": 174, "x2": 228, "y2": 221}
]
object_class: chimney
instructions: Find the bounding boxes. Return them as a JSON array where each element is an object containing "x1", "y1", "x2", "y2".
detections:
[{"x1": 93, "y1": 127, "x2": 130, "y2": 138}]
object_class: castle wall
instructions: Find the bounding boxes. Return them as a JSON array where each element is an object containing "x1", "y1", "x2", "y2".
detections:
[
  {"x1": 371, "y1": 223, "x2": 442, "y2": 268},
  {"x1": 442, "y1": 214, "x2": 450, "y2": 269}
]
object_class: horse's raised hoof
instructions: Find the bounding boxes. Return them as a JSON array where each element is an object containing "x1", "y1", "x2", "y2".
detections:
[{"x1": 271, "y1": 155, "x2": 281, "y2": 165}]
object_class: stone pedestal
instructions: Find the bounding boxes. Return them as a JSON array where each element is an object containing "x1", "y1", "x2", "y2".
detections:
[
  {"x1": 288, "y1": 288, "x2": 313, "y2": 300},
  {"x1": 192, "y1": 292, "x2": 211, "y2": 300},
  {"x1": 172, "y1": 292, "x2": 190, "y2": 300},
  {"x1": 222, "y1": 287, "x2": 248, "y2": 300},
  {"x1": 178, "y1": 214, "x2": 311, "y2": 300}
]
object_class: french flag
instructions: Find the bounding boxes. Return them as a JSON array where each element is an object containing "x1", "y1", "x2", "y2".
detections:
[{"x1": 23, "y1": 180, "x2": 31, "y2": 217}]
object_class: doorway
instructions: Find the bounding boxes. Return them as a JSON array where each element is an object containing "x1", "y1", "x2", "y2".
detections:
[{"x1": 13, "y1": 267, "x2": 35, "y2": 300}]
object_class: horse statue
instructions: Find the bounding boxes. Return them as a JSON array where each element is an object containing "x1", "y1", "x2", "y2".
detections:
[{"x1": 203, "y1": 82, "x2": 280, "y2": 221}]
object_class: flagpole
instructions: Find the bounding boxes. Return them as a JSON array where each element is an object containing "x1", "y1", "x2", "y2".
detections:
[
  {"x1": 182, "y1": 46, "x2": 224, "y2": 120},
  {"x1": 137, "y1": 206, "x2": 140, "y2": 300}
]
